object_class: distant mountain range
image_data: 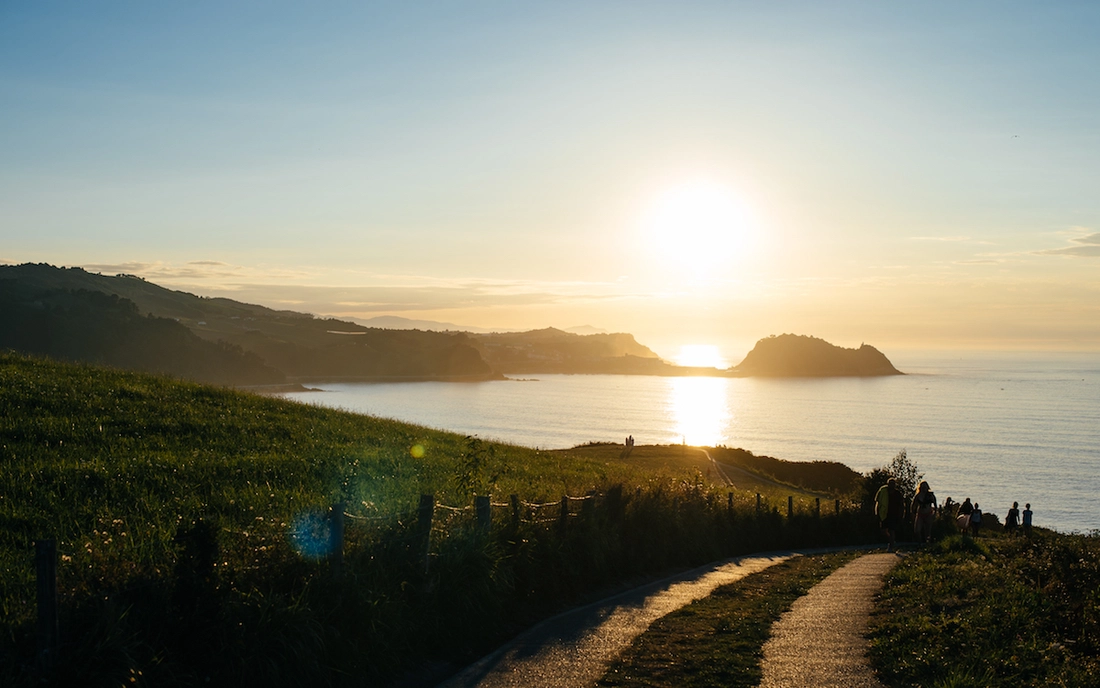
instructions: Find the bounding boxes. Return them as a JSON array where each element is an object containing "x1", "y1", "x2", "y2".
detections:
[
  {"x1": 0, "y1": 264, "x2": 495, "y2": 385},
  {"x1": 0, "y1": 264, "x2": 677, "y2": 384},
  {"x1": 0, "y1": 263, "x2": 902, "y2": 385},
  {"x1": 354, "y1": 315, "x2": 606, "y2": 336}
]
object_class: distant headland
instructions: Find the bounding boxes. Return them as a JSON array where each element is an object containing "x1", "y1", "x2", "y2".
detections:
[
  {"x1": 729, "y1": 334, "x2": 903, "y2": 377},
  {"x1": 0, "y1": 263, "x2": 902, "y2": 384}
]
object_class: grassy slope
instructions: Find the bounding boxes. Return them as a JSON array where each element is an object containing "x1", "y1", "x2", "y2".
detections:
[
  {"x1": 868, "y1": 531, "x2": 1100, "y2": 687},
  {"x1": 0, "y1": 353, "x2": 672, "y2": 683},
  {"x1": 1, "y1": 352, "x2": 877, "y2": 685}
]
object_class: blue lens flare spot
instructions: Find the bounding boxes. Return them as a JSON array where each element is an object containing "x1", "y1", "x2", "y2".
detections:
[{"x1": 288, "y1": 509, "x2": 334, "y2": 561}]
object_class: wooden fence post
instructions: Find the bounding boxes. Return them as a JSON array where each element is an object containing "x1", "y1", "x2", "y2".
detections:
[
  {"x1": 558, "y1": 495, "x2": 569, "y2": 532},
  {"x1": 510, "y1": 494, "x2": 520, "y2": 529},
  {"x1": 35, "y1": 539, "x2": 59, "y2": 671},
  {"x1": 835, "y1": 498, "x2": 841, "y2": 515},
  {"x1": 582, "y1": 491, "x2": 595, "y2": 519},
  {"x1": 329, "y1": 502, "x2": 345, "y2": 575},
  {"x1": 417, "y1": 494, "x2": 434, "y2": 573},
  {"x1": 756, "y1": 493, "x2": 761, "y2": 516},
  {"x1": 727, "y1": 492, "x2": 733, "y2": 514},
  {"x1": 476, "y1": 495, "x2": 491, "y2": 533},
  {"x1": 815, "y1": 497, "x2": 821, "y2": 519},
  {"x1": 787, "y1": 495, "x2": 793, "y2": 519}
]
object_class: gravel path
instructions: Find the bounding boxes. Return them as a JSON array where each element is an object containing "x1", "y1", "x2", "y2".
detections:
[
  {"x1": 758, "y1": 552, "x2": 902, "y2": 688},
  {"x1": 437, "y1": 552, "x2": 795, "y2": 688}
]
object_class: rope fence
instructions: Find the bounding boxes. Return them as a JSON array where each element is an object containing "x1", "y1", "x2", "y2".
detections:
[{"x1": 28, "y1": 487, "x2": 861, "y2": 666}]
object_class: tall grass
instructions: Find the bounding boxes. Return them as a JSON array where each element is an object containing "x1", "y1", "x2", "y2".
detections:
[{"x1": 1, "y1": 352, "x2": 878, "y2": 686}]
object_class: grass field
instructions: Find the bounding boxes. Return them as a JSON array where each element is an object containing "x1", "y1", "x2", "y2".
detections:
[
  {"x1": 0, "y1": 352, "x2": 875, "y2": 686},
  {"x1": 868, "y1": 530, "x2": 1100, "y2": 687}
]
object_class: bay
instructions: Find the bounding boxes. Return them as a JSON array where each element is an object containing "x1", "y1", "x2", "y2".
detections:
[{"x1": 282, "y1": 352, "x2": 1100, "y2": 533}]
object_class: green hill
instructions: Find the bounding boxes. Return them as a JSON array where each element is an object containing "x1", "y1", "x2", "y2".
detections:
[
  {"x1": 730, "y1": 334, "x2": 902, "y2": 377},
  {"x1": 0, "y1": 278, "x2": 282, "y2": 385},
  {"x1": 0, "y1": 353, "x2": 874, "y2": 685},
  {"x1": 0, "y1": 263, "x2": 498, "y2": 384},
  {"x1": 469, "y1": 327, "x2": 699, "y2": 375}
]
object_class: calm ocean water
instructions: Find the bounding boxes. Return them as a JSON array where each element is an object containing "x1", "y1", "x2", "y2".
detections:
[{"x1": 283, "y1": 352, "x2": 1100, "y2": 533}]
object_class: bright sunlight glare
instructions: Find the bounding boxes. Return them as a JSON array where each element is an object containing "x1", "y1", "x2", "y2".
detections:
[
  {"x1": 674, "y1": 344, "x2": 729, "y2": 369},
  {"x1": 666, "y1": 377, "x2": 730, "y2": 447},
  {"x1": 642, "y1": 180, "x2": 756, "y2": 270}
]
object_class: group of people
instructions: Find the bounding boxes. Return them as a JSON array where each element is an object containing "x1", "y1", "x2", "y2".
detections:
[{"x1": 874, "y1": 478, "x2": 1033, "y2": 550}]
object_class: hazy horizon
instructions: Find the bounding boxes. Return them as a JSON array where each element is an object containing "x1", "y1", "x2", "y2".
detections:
[{"x1": 3, "y1": 2, "x2": 1099, "y2": 357}]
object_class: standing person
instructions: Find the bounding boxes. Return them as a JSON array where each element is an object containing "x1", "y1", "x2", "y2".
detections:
[
  {"x1": 912, "y1": 481, "x2": 938, "y2": 543},
  {"x1": 969, "y1": 502, "x2": 983, "y2": 537},
  {"x1": 875, "y1": 478, "x2": 904, "y2": 552},
  {"x1": 957, "y1": 497, "x2": 974, "y2": 533},
  {"x1": 1022, "y1": 503, "x2": 1033, "y2": 535},
  {"x1": 1004, "y1": 501, "x2": 1021, "y2": 536}
]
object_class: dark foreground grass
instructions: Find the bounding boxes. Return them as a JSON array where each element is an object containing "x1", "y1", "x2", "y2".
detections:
[
  {"x1": 596, "y1": 551, "x2": 861, "y2": 688},
  {"x1": 1, "y1": 353, "x2": 879, "y2": 686},
  {"x1": 868, "y1": 531, "x2": 1100, "y2": 687}
]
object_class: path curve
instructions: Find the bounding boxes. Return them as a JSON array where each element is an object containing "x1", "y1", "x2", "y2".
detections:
[
  {"x1": 438, "y1": 546, "x2": 880, "y2": 688},
  {"x1": 438, "y1": 552, "x2": 792, "y2": 688},
  {"x1": 758, "y1": 552, "x2": 901, "y2": 687}
]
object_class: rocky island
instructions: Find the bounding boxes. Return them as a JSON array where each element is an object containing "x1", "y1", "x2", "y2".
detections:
[{"x1": 728, "y1": 334, "x2": 902, "y2": 377}]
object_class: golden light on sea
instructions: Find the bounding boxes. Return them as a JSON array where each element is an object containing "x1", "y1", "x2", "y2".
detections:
[{"x1": 666, "y1": 376, "x2": 730, "y2": 447}]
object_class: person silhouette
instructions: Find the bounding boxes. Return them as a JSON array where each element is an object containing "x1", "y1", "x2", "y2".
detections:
[
  {"x1": 912, "y1": 481, "x2": 937, "y2": 543},
  {"x1": 1005, "y1": 501, "x2": 1020, "y2": 536},
  {"x1": 969, "y1": 502, "x2": 983, "y2": 537}
]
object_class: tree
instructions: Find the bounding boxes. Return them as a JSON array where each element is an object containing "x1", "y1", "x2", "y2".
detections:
[
  {"x1": 885, "y1": 449, "x2": 922, "y2": 498},
  {"x1": 860, "y1": 450, "x2": 922, "y2": 513}
]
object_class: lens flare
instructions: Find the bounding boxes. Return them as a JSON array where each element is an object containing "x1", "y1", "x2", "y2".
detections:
[
  {"x1": 410, "y1": 444, "x2": 425, "y2": 458},
  {"x1": 288, "y1": 509, "x2": 335, "y2": 561}
]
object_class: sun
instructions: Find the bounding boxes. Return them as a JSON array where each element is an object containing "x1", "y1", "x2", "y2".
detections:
[
  {"x1": 674, "y1": 344, "x2": 729, "y2": 369},
  {"x1": 642, "y1": 180, "x2": 755, "y2": 269}
]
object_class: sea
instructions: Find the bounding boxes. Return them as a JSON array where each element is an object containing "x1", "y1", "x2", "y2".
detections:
[{"x1": 282, "y1": 352, "x2": 1100, "y2": 533}]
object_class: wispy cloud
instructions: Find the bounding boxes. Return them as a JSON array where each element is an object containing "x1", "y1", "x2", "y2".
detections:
[
  {"x1": 80, "y1": 261, "x2": 316, "y2": 283},
  {"x1": 908, "y1": 235, "x2": 971, "y2": 242},
  {"x1": 72, "y1": 259, "x2": 640, "y2": 318},
  {"x1": 1036, "y1": 246, "x2": 1100, "y2": 258},
  {"x1": 1034, "y1": 231, "x2": 1100, "y2": 258}
]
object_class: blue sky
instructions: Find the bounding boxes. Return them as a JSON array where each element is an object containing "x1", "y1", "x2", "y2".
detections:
[{"x1": 3, "y1": 2, "x2": 1099, "y2": 356}]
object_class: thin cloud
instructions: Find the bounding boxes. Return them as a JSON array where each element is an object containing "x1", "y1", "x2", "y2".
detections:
[
  {"x1": 81, "y1": 261, "x2": 315, "y2": 283},
  {"x1": 1034, "y1": 231, "x2": 1100, "y2": 258},
  {"x1": 908, "y1": 235, "x2": 971, "y2": 242},
  {"x1": 1036, "y1": 246, "x2": 1100, "y2": 258},
  {"x1": 955, "y1": 259, "x2": 1002, "y2": 265}
]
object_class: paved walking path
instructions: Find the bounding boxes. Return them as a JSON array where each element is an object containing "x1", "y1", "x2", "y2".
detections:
[
  {"x1": 439, "y1": 546, "x2": 886, "y2": 688},
  {"x1": 438, "y1": 552, "x2": 794, "y2": 688},
  {"x1": 758, "y1": 552, "x2": 902, "y2": 688}
]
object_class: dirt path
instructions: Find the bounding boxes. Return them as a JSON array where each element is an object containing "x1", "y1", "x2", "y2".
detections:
[
  {"x1": 758, "y1": 552, "x2": 901, "y2": 687},
  {"x1": 696, "y1": 448, "x2": 822, "y2": 496},
  {"x1": 437, "y1": 552, "x2": 794, "y2": 688}
]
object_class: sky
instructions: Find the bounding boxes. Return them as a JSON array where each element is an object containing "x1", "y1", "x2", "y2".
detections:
[{"x1": 3, "y1": 1, "x2": 1099, "y2": 361}]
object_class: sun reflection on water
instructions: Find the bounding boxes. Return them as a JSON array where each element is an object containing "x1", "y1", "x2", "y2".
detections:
[{"x1": 666, "y1": 377, "x2": 731, "y2": 447}]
